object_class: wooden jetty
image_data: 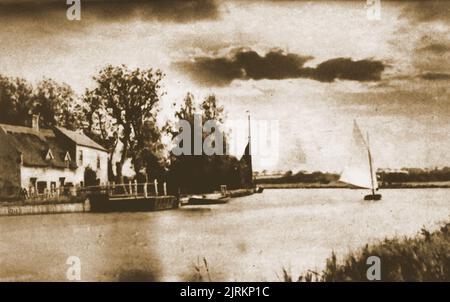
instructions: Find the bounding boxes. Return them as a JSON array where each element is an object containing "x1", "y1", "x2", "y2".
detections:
[{"x1": 87, "y1": 180, "x2": 179, "y2": 213}]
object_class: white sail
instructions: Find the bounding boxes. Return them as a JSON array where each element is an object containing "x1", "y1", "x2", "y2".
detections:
[{"x1": 339, "y1": 121, "x2": 378, "y2": 190}]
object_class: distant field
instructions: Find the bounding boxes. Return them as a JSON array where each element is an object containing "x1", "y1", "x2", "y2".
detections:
[
  {"x1": 258, "y1": 181, "x2": 450, "y2": 189},
  {"x1": 257, "y1": 182, "x2": 348, "y2": 189}
]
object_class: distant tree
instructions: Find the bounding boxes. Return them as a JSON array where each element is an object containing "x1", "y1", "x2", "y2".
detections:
[
  {"x1": 166, "y1": 93, "x2": 240, "y2": 193},
  {"x1": 201, "y1": 94, "x2": 225, "y2": 122},
  {"x1": 33, "y1": 78, "x2": 82, "y2": 130},
  {"x1": 0, "y1": 75, "x2": 34, "y2": 126},
  {"x1": 0, "y1": 75, "x2": 83, "y2": 130}
]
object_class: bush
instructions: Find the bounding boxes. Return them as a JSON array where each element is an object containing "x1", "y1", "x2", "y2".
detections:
[{"x1": 84, "y1": 167, "x2": 98, "y2": 187}]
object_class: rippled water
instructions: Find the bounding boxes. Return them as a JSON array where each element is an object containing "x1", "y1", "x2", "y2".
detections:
[{"x1": 0, "y1": 189, "x2": 449, "y2": 281}]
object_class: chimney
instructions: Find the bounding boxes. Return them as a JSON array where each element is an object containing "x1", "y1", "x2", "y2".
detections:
[{"x1": 31, "y1": 114, "x2": 40, "y2": 132}]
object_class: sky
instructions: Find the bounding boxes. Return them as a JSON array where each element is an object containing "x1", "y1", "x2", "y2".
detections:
[{"x1": 0, "y1": 0, "x2": 449, "y2": 172}]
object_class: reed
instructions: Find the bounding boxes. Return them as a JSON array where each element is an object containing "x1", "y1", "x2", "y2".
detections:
[{"x1": 295, "y1": 222, "x2": 450, "y2": 282}]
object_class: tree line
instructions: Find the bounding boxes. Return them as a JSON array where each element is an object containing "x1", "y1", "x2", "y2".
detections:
[{"x1": 0, "y1": 65, "x2": 252, "y2": 194}]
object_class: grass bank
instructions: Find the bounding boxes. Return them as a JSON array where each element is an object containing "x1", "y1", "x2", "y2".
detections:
[{"x1": 292, "y1": 222, "x2": 450, "y2": 282}]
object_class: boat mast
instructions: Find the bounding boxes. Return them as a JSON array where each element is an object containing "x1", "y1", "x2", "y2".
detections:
[
  {"x1": 367, "y1": 132, "x2": 375, "y2": 195},
  {"x1": 247, "y1": 111, "x2": 251, "y2": 154},
  {"x1": 247, "y1": 110, "x2": 254, "y2": 186}
]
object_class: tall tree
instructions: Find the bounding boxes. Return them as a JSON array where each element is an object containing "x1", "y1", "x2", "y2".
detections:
[
  {"x1": 87, "y1": 65, "x2": 165, "y2": 183},
  {"x1": 81, "y1": 89, "x2": 119, "y2": 180}
]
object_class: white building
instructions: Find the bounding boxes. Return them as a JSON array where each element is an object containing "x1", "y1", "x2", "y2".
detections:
[{"x1": 0, "y1": 117, "x2": 109, "y2": 198}]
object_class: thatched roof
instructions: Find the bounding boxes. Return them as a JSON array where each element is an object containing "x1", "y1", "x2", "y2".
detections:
[
  {"x1": 0, "y1": 123, "x2": 106, "y2": 169},
  {"x1": 55, "y1": 127, "x2": 107, "y2": 152}
]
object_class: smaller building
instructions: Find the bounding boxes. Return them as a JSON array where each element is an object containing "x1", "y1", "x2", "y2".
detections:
[{"x1": 0, "y1": 117, "x2": 109, "y2": 198}]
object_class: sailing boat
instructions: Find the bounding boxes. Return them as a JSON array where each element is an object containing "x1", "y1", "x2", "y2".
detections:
[
  {"x1": 340, "y1": 120, "x2": 381, "y2": 201},
  {"x1": 240, "y1": 112, "x2": 263, "y2": 193}
]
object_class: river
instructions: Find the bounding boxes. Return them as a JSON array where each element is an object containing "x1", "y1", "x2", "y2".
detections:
[{"x1": 0, "y1": 188, "x2": 449, "y2": 281}]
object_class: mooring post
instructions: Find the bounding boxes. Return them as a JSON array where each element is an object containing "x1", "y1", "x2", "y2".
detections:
[
  {"x1": 144, "y1": 182, "x2": 148, "y2": 198},
  {"x1": 163, "y1": 182, "x2": 167, "y2": 196},
  {"x1": 128, "y1": 180, "x2": 132, "y2": 195},
  {"x1": 154, "y1": 179, "x2": 158, "y2": 196},
  {"x1": 134, "y1": 180, "x2": 138, "y2": 196}
]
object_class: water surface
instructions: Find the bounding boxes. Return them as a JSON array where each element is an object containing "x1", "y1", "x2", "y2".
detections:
[{"x1": 1, "y1": 189, "x2": 449, "y2": 281}]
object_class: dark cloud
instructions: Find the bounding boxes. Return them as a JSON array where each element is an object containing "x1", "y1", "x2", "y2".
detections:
[
  {"x1": 176, "y1": 48, "x2": 386, "y2": 86},
  {"x1": 417, "y1": 43, "x2": 450, "y2": 54},
  {"x1": 311, "y1": 58, "x2": 386, "y2": 82},
  {"x1": 400, "y1": 0, "x2": 450, "y2": 24},
  {"x1": 0, "y1": 0, "x2": 219, "y2": 23},
  {"x1": 420, "y1": 72, "x2": 450, "y2": 81}
]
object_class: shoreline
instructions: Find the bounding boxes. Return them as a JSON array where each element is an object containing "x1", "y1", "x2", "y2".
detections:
[
  {"x1": 0, "y1": 188, "x2": 256, "y2": 216},
  {"x1": 0, "y1": 200, "x2": 89, "y2": 217},
  {"x1": 258, "y1": 182, "x2": 450, "y2": 189},
  {"x1": 1, "y1": 185, "x2": 448, "y2": 216}
]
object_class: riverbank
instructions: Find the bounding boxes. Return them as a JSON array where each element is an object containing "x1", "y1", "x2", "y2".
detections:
[
  {"x1": 0, "y1": 188, "x2": 256, "y2": 216},
  {"x1": 259, "y1": 181, "x2": 450, "y2": 189},
  {"x1": 1, "y1": 189, "x2": 449, "y2": 281},
  {"x1": 292, "y1": 221, "x2": 450, "y2": 282},
  {"x1": 0, "y1": 200, "x2": 89, "y2": 216}
]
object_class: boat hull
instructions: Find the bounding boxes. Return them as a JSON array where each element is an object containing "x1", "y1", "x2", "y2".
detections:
[
  {"x1": 364, "y1": 194, "x2": 382, "y2": 201},
  {"x1": 188, "y1": 197, "x2": 230, "y2": 205},
  {"x1": 89, "y1": 193, "x2": 179, "y2": 212}
]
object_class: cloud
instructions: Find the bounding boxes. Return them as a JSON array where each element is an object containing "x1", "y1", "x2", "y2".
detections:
[
  {"x1": 176, "y1": 48, "x2": 386, "y2": 86},
  {"x1": 417, "y1": 42, "x2": 450, "y2": 54},
  {"x1": 0, "y1": 0, "x2": 219, "y2": 23},
  {"x1": 420, "y1": 72, "x2": 450, "y2": 81},
  {"x1": 400, "y1": 0, "x2": 450, "y2": 24},
  {"x1": 311, "y1": 58, "x2": 386, "y2": 82}
]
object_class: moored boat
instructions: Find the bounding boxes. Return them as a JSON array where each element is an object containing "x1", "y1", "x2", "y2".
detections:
[
  {"x1": 89, "y1": 193, "x2": 179, "y2": 212},
  {"x1": 188, "y1": 192, "x2": 230, "y2": 205}
]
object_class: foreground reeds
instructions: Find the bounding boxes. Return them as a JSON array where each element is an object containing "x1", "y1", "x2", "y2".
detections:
[{"x1": 294, "y1": 222, "x2": 450, "y2": 282}]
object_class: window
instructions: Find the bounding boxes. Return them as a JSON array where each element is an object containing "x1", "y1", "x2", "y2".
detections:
[
  {"x1": 50, "y1": 182, "x2": 56, "y2": 193},
  {"x1": 78, "y1": 150, "x2": 83, "y2": 165},
  {"x1": 45, "y1": 149, "x2": 54, "y2": 160},
  {"x1": 37, "y1": 181, "x2": 47, "y2": 194},
  {"x1": 97, "y1": 156, "x2": 101, "y2": 170},
  {"x1": 30, "y1": 178, "x2": 37, "y2": 188},
  {"x1": 64, "y1": 152, "x2": 71, "y2": 167},
  {"x1": 64, "y1": 152, "x2": 71, "y2": 162}
]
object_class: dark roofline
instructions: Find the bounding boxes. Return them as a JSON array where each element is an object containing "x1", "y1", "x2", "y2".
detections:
[
  {"x1": 53, "y1": 127, "x2": 108, "y2": 153},
  {"x1": 75, "y1": 142, "x2": 109, "y2": 153}
]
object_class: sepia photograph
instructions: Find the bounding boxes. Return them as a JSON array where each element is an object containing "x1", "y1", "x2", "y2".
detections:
[{"x1": 0, "y1": 0, "x2": 449, "y2": 287}]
